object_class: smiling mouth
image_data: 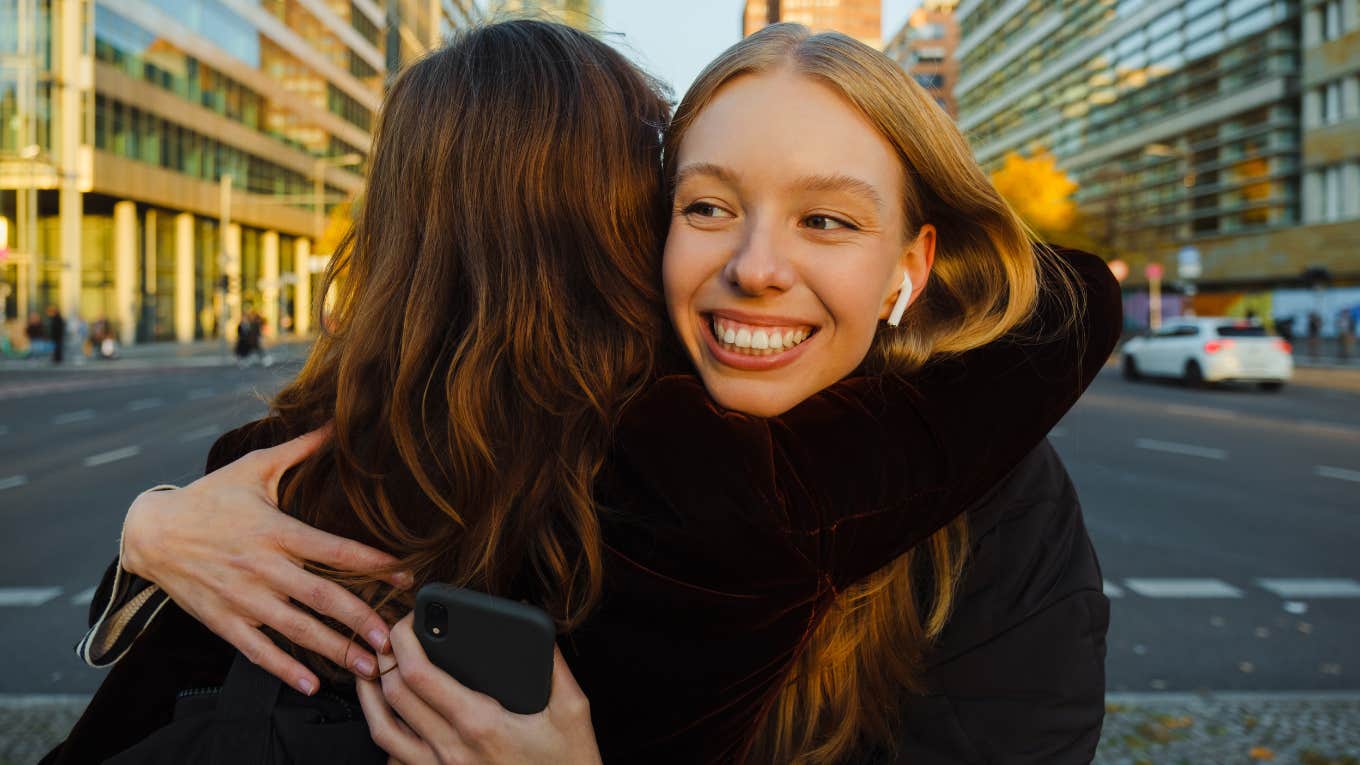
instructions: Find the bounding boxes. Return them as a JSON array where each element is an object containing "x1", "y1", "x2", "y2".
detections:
[{"x1": 706, "y1": 314, "x2": 818, "y2": 356}]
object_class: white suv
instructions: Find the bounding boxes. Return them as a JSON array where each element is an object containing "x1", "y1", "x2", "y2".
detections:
[{"x1": 1120, "y1": 318, "x2": 1293, "y2": 391}]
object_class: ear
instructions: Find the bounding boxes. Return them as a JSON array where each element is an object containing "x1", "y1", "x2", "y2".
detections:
[{"x1": 879, "y1": 224, "x2": 937, "y2": 321}]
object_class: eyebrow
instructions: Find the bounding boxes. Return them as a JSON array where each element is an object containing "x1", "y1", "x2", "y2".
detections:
[{"x1": 674, "y1": 163, "x2": 884, "y2": 212}]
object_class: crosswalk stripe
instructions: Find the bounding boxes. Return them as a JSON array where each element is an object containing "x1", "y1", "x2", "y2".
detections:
[
  {"x1": 1256, "y1": 578, "x2": 1360, "y2": 598},
  {"x1": 1103, "y1": 580, "x2": 1124, "y2": 598},
  {"x1": 1315, "y1": 465, "x2": 1360, "y2": 484},
  {"x1": 52, "y1": 409, "x2": 95, "y2": 426},
  {"x1": 0, "y1": 588, "x2": 63, "y2": 606},
  {"x1": 83, "y1": 445, "x2": 142, "y2": 467},
  {"x1": 1124, "y1": 578, "x2": 1244, "y2": 598},
  {"x1": 0, "y1": 475, "x2": 27, "y2": 491},
  {"x1": 1134, "y1": 438, "x2": 1227, "y2": 461},
  {"x1": 70, "y1": 587, "x2": 96, "y2": 606}
]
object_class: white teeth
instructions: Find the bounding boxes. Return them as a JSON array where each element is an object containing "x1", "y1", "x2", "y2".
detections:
[
  {"x1": 710, "y1": 315, "x2": 814, "y2": 355},
  {"x1": 768, "y1": 330, "x2": 783, "y2": 348},
  {"x1": 735, "y1": 328, "x2": 752, "y2": 349},
  {"x1": 724, "y1": 327, "x2": 737, "y2": 344},
  {"x1": 752, "y1": 330, "x2": 770, "y2": 350}
]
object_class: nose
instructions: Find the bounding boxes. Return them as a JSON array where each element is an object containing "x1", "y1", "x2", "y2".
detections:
[{"x1": 723, "y1": 217, "x2": 795, "y2": 296}]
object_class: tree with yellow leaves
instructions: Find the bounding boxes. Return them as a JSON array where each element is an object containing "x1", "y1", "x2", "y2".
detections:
[{"x1": 989, "y1": 148, "x2": 1082, "y2": 244}]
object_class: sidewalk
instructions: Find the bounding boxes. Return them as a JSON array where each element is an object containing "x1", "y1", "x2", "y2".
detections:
[{"x1": 0, "y1": 336, "x2": 314, "y2": 374}]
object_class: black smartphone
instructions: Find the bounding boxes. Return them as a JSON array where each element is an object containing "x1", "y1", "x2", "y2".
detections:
[{"x1": 414, "y1": 584, "x2": 556, "y2": 714}]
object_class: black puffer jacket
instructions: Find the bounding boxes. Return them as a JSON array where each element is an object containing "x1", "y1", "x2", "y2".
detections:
[{"x1": 884, "y1": 438, "x2": 1108, "y2": 764}]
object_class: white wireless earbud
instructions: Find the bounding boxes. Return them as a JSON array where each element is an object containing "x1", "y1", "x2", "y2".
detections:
[{"x1": 886, "y1": 272, "x2": 913, "y2": 327}]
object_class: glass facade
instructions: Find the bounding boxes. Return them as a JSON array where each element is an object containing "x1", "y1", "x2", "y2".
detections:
[{"x1": 957, "y1": 0, "x2": 1304, "y2": 268}]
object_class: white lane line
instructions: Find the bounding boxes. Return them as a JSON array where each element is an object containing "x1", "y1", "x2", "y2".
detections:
[
  {"x1": 1103, "y1": 580, "x2": 1124, "y2": 598},
  {"x1": 126, "y1": 397, "x2": 164, "y2": 412},
  {"x1": 0, "y1": 475, "x2": 27, "y2": 491},
  {"x1": 180, "y1": 425, "x2": 222, "y2": 442},
  {"x1": 1165, "y1": 403, "x2": 1239, "y2": 421},
  {"x1": 1134, "y1": 438, "x2": 1227, "y2": 461},
  {"x1": 52, "y1": 409, "x2": 95, "y2": 425},
  {"x1": 187, "y1": 388, "x2": 215, "y2": 400},
  {"x1": 1257, "y1": 578, "x2": 1360, "y2": 598},
  {"x1": 70, "y1": 587, "x2": 96, "y2": 606},
  {"x1": 1315, "y1": 465, "x2": 1360, "y2": 484},
  {"x1": 1296, "y1": 420, "x2": 1360, "y2": 438},
  {"x1": 0, "y1": 587, "x2": 63, "y2": 606},
  {"x1": 83, "y1": 445, "x2": 142, "y2": 467},
  {"x1": 1124, "y1": 578, "x2": 1244, "y2": 598}
]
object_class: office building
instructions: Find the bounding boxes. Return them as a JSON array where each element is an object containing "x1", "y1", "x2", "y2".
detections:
[
  {"x1": 955, "y1": 0, "x2": 1359, "y2": 286},
  {"x1": 491, "y1": 0, "x2": 600, "y2": 30},
  {"x1": 0, "y1": 0, "x2": 460, "y2": 348},
  {"x1": 743, "y1": 0, "x2": 882, "y2": 49},
  {"x1": 884, "y1": 0, "x2": 961, "y2": 117}
]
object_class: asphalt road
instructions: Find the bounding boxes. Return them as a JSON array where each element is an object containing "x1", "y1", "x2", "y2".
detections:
[{"x1": 1, "y1": 360, "x2": 1357, "y2": 696}]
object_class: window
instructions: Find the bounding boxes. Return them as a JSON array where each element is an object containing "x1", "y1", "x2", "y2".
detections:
[
  {"x1": 1320, "y1": 80, "x2": 1342, "y2": 124},
  {"x1": 1323, "y1": 0, "x2": 1343, "y2": 40},
  {"x1": 914, "y1": 73, "x2": 945, "y2": 89},
  {"x1": 1322, "y1": 163, "x2": 1343, "y2": 221}
]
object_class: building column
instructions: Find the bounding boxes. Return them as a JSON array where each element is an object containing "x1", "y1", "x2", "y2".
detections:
[
  {"x1": 224, "y1": 222, "x2": 242, "y2": 343},
  {"x1": 294, "y1": 237, "x2": 311, "y2": 336},
  {"x1": 113, "y1": 201, "x2": 137, "y2": 346},
  {"x1": 262, "y1": 230, "x2": 279, "y2": 339},
  {"x1": 141, "y1": 208, "x2": 157, "y2": 343},
  {"x1": 174, "y1": 213, "x2": 195, "y2": 342},
  {"x1": 56, "y1": 0, "x2": 85, "y2": 323}
]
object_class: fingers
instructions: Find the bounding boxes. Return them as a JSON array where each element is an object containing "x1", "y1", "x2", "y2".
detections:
[
  {"x1": 358, "y1": 677, "x2": 438, "y2": 765},
  {"x1": 268, "y1": 551, "x2": 396, "y2": 654},
  {"x1": 256, "y1": 425, "x2": 332, "y2": 504},
  {"x1": 221, "y1": 620, "x2": 319, "y2": 696},
  {"x1": 379, "y1": 654, "x2": 465, "y2": 755},
  {"x1": 547, "y1": 645, "x2": 590, "y2": 723},
  {"x1": 253, "y1": 593, "x2": 379, "y2": 678},
  {"x1": 280, "y1": 518, "x2": 412, "y2": 590},
  {"x1": 388, "y1": 615, "x2": 496, "y2": 727}
]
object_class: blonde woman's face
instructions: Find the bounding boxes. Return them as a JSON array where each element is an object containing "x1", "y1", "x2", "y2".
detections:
[{"x1": 663, "y1": 68, "x2": 934, "y2": 417}]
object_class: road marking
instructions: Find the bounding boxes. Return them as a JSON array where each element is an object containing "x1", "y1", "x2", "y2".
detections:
[
  {"x1": 1049, "y1": 426, "x2": 1068, "y2": 438},
  {"x1": 1315, "y1": 465, "x2": 1360, "y2": 484},
  {"x1": 180, "y1": 425, "x2": 222, "y2": 442},
  {"x1": 0, "y1": 475, "x2": 27, "y2": 491},
  {"x1": 52, "y1": 409, "x2": 95, "y2": 425},
  {"x1": 1103, "y1": 580, "x2": 1124, "y2": 598},
  {"x1": 1123, "y1": 578, "x2": 1244, "y2": 598},
  {"x1": 70, "y1": 587, "x2": 96, "y2": 606},
  {"x1": 187, "y1": 388, "x2": 215, "y2": 400},
  {"x1": 1296, "y1": 420, "x2": 1360, "y2": 438},
  {"x1": 1165, "y1": 403, "x2": 1239, "y2": 421},
  {"x1": 1133, "y1": 438, "x2": 1227, "y2": 461},
  {"x1": 83, "y1": 445, "x2": 142, "y2": 467},
  {"x1": 1257, "y1": 578, "x2": 1360, "y2": 598},
  {"x1": 126, "y1": 397, "x2": 164, "y2": 412},
  {"x1": 0, "y1": 587, "x2": 62, "y2": 606}
]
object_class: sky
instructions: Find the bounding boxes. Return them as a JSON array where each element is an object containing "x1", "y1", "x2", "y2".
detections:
[{"x1": 599, "y1": 1, "x2": 921, "y2": 100}]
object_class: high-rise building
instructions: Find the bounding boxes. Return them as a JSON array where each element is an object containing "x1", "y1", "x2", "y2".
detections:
[
  {"x1": 1301, "y1": 1, "x2": 1360, "y2": 228},
  {"x1": 743, "y1": 0, "x2": 882, "y2": 49},
  {"x1": 0, "y1": 0, "x2": 465, "y2": 348},
  {"x1": 491, "y1": 0, "x2": 600, "y2": 30},
  {"x1": 955, "y1": 0, "x2": 1359, "y2": 286},
  {"x1": 884, "y1": 0, "x2": 960, "y2": 117}
]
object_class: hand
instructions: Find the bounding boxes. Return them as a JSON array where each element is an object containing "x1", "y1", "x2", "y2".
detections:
[
  {"x1": 121, "y1": 427, "x2": 412, "y2": 695},
  {"x1": 357, "y1": 614, "x2": 601, "y2": 765}
]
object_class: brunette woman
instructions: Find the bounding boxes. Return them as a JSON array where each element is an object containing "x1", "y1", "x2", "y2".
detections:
[{"x1": 49, "y1": 21, "x2": 1119, "y2": 764}]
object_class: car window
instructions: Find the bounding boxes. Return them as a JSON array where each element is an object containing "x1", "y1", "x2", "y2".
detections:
[{"x1": 1217, "y1": 324, "x2": 1267, "y2": 337}]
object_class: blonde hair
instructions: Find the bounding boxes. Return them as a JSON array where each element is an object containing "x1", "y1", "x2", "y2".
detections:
[{"x1": 664, "y1": 23, "x2": 1079, "y2": 763}]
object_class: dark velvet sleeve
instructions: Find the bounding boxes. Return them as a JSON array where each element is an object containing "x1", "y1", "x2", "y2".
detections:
[{"x1": 613, "y1": 248, "x2": 1121, "y2": 590}]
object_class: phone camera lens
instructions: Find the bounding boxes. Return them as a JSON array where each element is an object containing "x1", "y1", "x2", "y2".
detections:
[{"x1": 426, "y1": 602, "x2": 449, "y2": 638}]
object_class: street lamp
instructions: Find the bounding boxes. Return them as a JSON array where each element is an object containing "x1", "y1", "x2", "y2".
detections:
[{"x1": 313, "y1": 153, "x2": 364, "y2": 245}]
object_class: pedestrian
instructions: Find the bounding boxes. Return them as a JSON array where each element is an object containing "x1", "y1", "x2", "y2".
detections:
[
  {"x1": 235, "y1": 306, "x2": 261, "y2": 366},
  {"x1": 46, "y1": 305, "x2": 65, "y2": 364},
  {"x1": 46, "y1": 21, "x2": 1120, "y2": 765},
  {"x1": 24, "y1": 311, "x2": 46, "y2": 358},
  {"x1": 1339, "y1": 308, "x2": 1355, "y2": 362},
  {"x1": 1308, "y1": 311, "x2": 1323, "y2": 359}
]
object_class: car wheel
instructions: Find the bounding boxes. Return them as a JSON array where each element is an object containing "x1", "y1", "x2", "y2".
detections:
[
  {"x1": 1258, "y1": 381, "x2": 1284, "y2": 392},
  {"x1": 1183, "y1": 360, "x2": 1204, "y2": 388},
  {"x1": 1122, "y1": 355, "x2": 1141, "y2": 381}
]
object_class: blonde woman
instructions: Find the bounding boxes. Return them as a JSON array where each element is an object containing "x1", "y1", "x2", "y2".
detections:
[{"x1": 52, "y1": 22, "x2": 1118, "y2": 765}]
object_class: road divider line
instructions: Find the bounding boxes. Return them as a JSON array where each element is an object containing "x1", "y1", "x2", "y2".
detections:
[
  {"x1": 0, "y1": 475, "x2": 27, "y2": 491},
  {"x1": 187, "y1": 388, "x2": 215, "y2": 400},
  {"x1": 52, "y1": 409, "x2": 95, "y2": 426},
  {"x1": 0, "y1": 587, "x2": 63, "y2": 606},
  {"x1": 1103, "y1": 580, "x2": 1124, "y2": 598},
  {"x1": 180, "y1": 425, "x2": 222, "y2": 442},
  {"x1": 127, "y1": 397, "x2": 164, "y2": 412},
  {"x1": 70, "y1": 587, "x2": 96, "y2": 606},
  {"x1": 1314, "y1": 465, "x2": 1360, "y2": 484},
  {"x1": 1133, "y1": 438, "x2": 1227, "y2": 461},
  {"x1": 1257, "y1": 578, "x2": 1360, "y2": 598},
  {"x1": 1164, "y1": 403, "x2": 1239, "y2": 421},
  {"x1": 1123, "y1": 578, "x2": 1244, "y2": 598},
  {"x1": 83, "y1": 445, "x2": 142, "y2": 467}
]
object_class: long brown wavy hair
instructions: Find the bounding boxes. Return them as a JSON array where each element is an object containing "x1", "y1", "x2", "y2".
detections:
[
  {"x1": 269, "y1": 21, "x2": 671, "y2": 636},
  {"x1": 665, "y1": 24, "x2": 1077, "y2": 764}
]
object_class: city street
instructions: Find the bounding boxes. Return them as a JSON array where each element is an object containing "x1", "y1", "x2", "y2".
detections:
[{"x1": 1, "y1": 358, "x2": 1358, "y2": 699}]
